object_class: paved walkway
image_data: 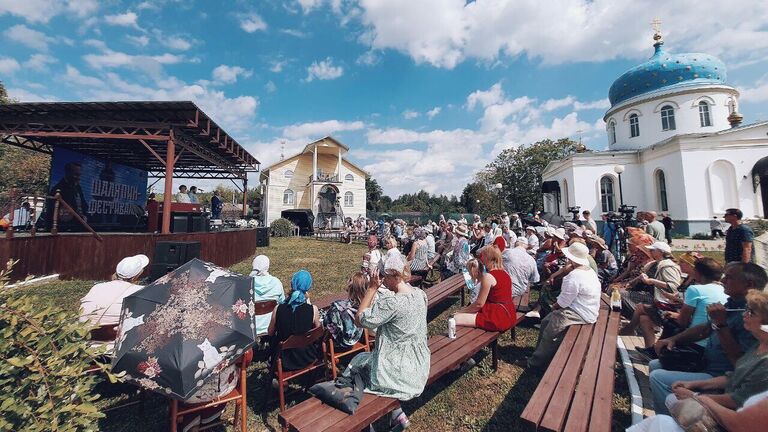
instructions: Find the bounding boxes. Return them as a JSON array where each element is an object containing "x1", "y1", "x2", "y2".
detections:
[
  {"x1": 669, "y1": 238, "x2": 725, "y2": 252},
  {"x1": 620, "y1": 335, "x2": 656, "y2": 419}
]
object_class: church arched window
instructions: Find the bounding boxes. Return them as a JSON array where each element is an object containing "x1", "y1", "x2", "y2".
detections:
[
  {"x1": 660, "y1": 105, "x2": 676, "y2": 131},
  {"x1": 284, "y1": 169, "x2": 294, "y2": 179},
  {"x1": 283, "y1": 189, "x2": 294, "y2": 205},
  {"x1": 600, "y1": 176, "x2": 616, "y2": 212},
  {"x1": 345, "y1": 174, "x2": 354, "y2": 182},
  {"x1": 656, "y1": 170, "x2": 669, "y2": 211},
  {"x1": 344, "y1": 191, "x2": 354, "y2": 207},
  {"x1": 607, "y1": 121, "x2": 617, "y2": 145},
  {"x1": 629, "y1": 114, "x2": 640, "y2": 137},
  {"x1": 699, "y1": 101, "x2": 712, "y2": 127}
]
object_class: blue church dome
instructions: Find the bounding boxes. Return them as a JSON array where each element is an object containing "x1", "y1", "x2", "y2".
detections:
[{"x1": 608, "y1": 40, "x2": 727, "y2": 107}]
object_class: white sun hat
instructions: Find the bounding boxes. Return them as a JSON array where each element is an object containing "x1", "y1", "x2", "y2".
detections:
[
  {"x1": 116, "y1": 254, "x2": 150, "y2": 280},
  {"x1": 645, "y1": 241, "x2": 672, "y2": 254},
  {"x1": 562, "y1": 242, "x2": 591, "y2": 267}
]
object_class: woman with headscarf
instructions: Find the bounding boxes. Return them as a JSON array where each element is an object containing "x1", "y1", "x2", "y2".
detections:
[
  {"x1": 268, "y1": 270, "x2": 321, "y2": 371},
  {"x1": 408, "y1": 227, "x2": 430, "y2": 280},
  {"x1": 251, "y1": 255, "x2": 286, "y2": 335}
]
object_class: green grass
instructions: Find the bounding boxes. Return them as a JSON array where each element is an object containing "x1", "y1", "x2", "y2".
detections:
[{"x1": 15, "y1": 237, "x2": 631, "y2": 431}]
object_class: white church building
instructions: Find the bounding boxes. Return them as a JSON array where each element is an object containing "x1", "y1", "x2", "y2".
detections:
[{"x1": 542, "y1": 31, "x2": 768, "y2": 235}]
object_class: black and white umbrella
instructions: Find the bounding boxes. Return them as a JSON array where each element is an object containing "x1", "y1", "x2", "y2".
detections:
[{"x1": 111, "y1": 259, "x2": 256, "y2": 401}]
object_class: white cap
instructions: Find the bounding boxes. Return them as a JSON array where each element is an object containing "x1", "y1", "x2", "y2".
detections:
[
  {"x1": 562, "y1": 243, "x2": 591, "y2": 267},
  {"x1": 116, "y1": 254, "x2": 150, "y2": 280},
  {"x1": 646, "y1": 241, "x2": 672, "y2": 254},
  {"x1": 252, "y1": 255, "x2": 270, "y2": 276}
]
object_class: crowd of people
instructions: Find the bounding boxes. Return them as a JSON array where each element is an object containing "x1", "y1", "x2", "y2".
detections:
[{"x1": 75, "y1": 205, "x2": 765, "y2": 431}]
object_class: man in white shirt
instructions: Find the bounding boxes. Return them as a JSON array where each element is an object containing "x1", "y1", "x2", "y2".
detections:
[
  {"x1": 582, "y1": 210, "x2": 598, "y2": 234},
  {"x1": 522, "y1": 242, "x2": 601, "y2": 369},
  {"x1": 79, "y1": 254, "x2": 150, "y2": 328},
  {"x1": 3, "y1": 202, "x2": 32, "y2": 229},
  {"x1": 175, "y1": 185, "x2": 191, "y2": 203},
  {"x1": 525, "y1": 226, "x2": 539, "y2": 256},
  {"x1": 504, "y1": 237, "x2": 540, "y2": 298},
  {"x1": 501, "y1": 212, "x2": 510, "y2": 228}
]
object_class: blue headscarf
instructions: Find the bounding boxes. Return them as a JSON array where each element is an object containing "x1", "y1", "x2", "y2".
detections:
[{"x1": 287, "y1": 269, "x2": 312, "y2": 311}]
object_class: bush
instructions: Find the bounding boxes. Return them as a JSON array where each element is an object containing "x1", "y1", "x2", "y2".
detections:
[
  {"x1": 748, "y1": 219, "x2": 768, "y2": 237},
  {"x1": 271, "y1": 218, "x2": 295, "y2": 237},
  {"x1": 0, "y1": 260, "x2": 113, "y2": 431}
]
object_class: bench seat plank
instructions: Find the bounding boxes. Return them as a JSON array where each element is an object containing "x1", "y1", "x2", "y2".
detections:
[{"x1": 585, "y1": 311, "x2": 620, "y2": 432}]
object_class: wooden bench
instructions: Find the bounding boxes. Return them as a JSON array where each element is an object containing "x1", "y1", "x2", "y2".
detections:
[
  {"x1": 278, "y1": 326, "x2": 500, "y2": 431},
  {"x1": 520, "y1": 298, "x2": 620, "y2": 432},
  {"x1": 511, "y1": 290, "x2": 531, "y2": 342}
]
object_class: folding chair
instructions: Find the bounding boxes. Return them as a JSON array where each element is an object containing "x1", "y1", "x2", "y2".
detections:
[
  {"x1": 327, "y1": 329, "x2": 372, "y2": 380},
  {"x1": 266, "y1": 326, "x2": 328, "y2": 412},
  {"x1": 253, "y1": 299, "x2": 278, "y2": 337}
]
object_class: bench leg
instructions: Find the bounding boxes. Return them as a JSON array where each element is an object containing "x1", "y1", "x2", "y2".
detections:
[
  {"x1": 460, "y1": 287, "x2": 465, "y2": 306},
  {"x1": 510, "y1": 327, "x2": 516, "y2": 344},
  {"x1": 491, "y1": 340, "x2": 499, "y2": 371}
]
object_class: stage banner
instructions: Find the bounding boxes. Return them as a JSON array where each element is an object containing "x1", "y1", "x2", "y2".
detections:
[{"x1": 49, "y1": 147, "x2": 148, "y2": 230}]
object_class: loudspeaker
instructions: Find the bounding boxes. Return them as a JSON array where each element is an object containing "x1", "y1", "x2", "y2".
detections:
[
  {"x1": 150, "y1": 263, "x2": 179, "y2": 281},
  {"x1": 154, "y1": 241, "x2": 201, "y2": 265},
  {"x1": 171, "y1": 214, "x2": 188, "y2": 233},
  {"x1": 189, "y1": 215, "x2": 206, "y2": 233},
  {"x1": 256, "y1": 227, "x2": 270, "y2": 247}
]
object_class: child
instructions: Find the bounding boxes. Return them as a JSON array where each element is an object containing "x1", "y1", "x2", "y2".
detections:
[{"x1": 464, "y1": 258, "x2": 482, "y2": 303}]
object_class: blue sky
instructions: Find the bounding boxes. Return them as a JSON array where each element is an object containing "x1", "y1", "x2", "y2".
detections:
[{"x1": 2, "y1": 0, "x2": 768, "y2": 197}]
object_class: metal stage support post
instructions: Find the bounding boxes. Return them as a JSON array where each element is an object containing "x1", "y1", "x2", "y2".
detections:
[
  {"x1": 242, "y1": 178, "x2": 248, "y2": 218},
  {"x1": 162, "y1": 130, "x2": 175, "y2": 234}
]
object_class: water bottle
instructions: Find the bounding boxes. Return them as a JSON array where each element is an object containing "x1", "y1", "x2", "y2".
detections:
[
  {"x1": 611, "y1": 287, "x2": 622, "y2": 312},
  {"x1": 448, "y1": 317, "x2": 457, "y2": 339}
]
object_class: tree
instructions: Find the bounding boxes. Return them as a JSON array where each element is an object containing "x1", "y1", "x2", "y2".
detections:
[
  {"x1": 479, "y1": 138, "x2": 578, "y2": 214},
  {"x1": 365, "y1": 177, "x2": 384, "y2": 212},
  {"x1": 460, "y1": 182, "x2": 494, "y2": 215},
  {"x1": 0, "y1": 81, "x2": 52, "y2": 200}
]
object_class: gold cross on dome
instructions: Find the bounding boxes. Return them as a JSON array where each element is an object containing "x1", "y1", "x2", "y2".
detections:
[{"x1": 651, "y1": 18, "x2": 662, "y2": 34}]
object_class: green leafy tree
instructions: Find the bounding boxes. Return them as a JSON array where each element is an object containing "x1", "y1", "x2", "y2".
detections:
[
  {"x1": 479, "y1": 138, "x2": 578, "y2": 214},
  {"x1": 365, "y1": 177, "x2": 384, "y2": 212},
  {"x1": 0, "y1": 81, "x2": 52, "y2": 200},
  {"x1": 0, "y1": 261, "x2": 113, "y2": 431}
]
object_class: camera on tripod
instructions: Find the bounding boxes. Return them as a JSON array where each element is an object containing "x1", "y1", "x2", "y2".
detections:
[
  {"x1": 606, "y1": 204, "x2": 637, "y2": 226},
  {"x1": 567, "y1": 206, "x2": 581, "y2": 221}
]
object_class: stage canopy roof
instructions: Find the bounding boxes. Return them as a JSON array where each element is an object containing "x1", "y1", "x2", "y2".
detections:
[{"x1": 0, "y1": 101, "x2": 259, "y2": 180}]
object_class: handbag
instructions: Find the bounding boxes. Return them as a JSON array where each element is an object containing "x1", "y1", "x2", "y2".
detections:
[
  {"x1": 658, "y1": 345, "x2": 706, "y2": 372},
  {"x1": 670, "y1": 397, "x2": 723, "y2": 432},
  {"x1": 309, "y1": 369, "x2": 365, "y2": 415}
]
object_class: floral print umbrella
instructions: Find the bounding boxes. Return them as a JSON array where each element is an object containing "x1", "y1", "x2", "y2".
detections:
[{"x1": 111, "y1": 258, "x2": 256, "y2": 401}]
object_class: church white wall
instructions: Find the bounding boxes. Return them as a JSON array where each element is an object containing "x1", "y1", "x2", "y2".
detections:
[
  {"x1": 638, "y1": 147, "x2": 687, "y2": 218},
  {"x1": 605, "y1": 87, "x2": 737, "y2": 151}
]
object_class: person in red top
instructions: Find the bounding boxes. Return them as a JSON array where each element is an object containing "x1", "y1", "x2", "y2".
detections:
[{"x1": 453, "y1": 246, "x2": 516, "y2": 332}]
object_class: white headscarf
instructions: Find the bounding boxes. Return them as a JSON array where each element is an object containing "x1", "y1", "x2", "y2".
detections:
[{"x1": 251, "y1": 255, "x2": 270, "y2": 276}]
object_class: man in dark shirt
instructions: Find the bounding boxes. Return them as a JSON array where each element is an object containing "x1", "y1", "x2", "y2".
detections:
[
  {"x1": 724, "y1": 208, "x2": 754, "y2": 263},
  {"x1": 648, "y1": 262, "x2": 767, "y2": 414},
  {"x1": 661, "y1": 213, "x2": 674, "y2": 245}
]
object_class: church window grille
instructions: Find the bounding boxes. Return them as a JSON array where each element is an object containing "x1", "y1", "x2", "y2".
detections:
[
  {"x1": 657, "y1": 170, "x2": 669, "y2": 211},
  {"x1": 629, "y1": 114, "x2": 640, "y2": 137},
  {"x1": 345, "y1": 174, "x2": 354, "y2": 182},
  {"x1": 699, "y1": 101, "x2": 712, "y2": 127},
  {"x1": 660, "y1": 106, "x2": 676, "y2": 131},
  {"x1": 344, "y1": 192, "x2": 354, "y2": 207},
  {"x1": 284, "y1": 170, "x2": 294, "y2": 179},
  {"x1": 600, "y1": 176, "x2": 616, "y2": 213},
  {"x1": 283, "y1": 189, "x2": 295, "y2": 205},
  {"x1": 608, "y1": 121, "x2": 616, "y2": 145}
]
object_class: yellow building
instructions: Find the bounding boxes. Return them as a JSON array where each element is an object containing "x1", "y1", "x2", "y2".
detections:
[{"x1": 259, "y1": 136, "x2": 368, "y2": 228}]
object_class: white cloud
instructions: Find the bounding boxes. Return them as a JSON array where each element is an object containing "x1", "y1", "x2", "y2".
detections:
[
  {"x1": 352, "y1": 0, "x2": 768, "y2": 68},
  {"x1": 7, "y1": 87, "x2": 57, "y2": 102},
  {"x1": 104, "y1": 11, "x2": 141, "y2": 30},
  {"x1": 136, "y1": 1, "x2": 159, "y2": 11},
  {"x1": 305, "y1": 57, "x2": 344, "y2": 81},
  {"x1": 212, "y1": 65, "x2": 252, "y2": 84},
  {"x1": 0, "y1": 0, "x2": 97, "y2": 23},
  {"x1": 0, "y1": 57, "x2": 21, "y2": 74},
  {"x1": 161, "y1": 35, "x2": 193, "y2": 51},
  {"x1": 541, "y1": 96, "x2": 575, "y2": 112},
  {"x1": 6, "y1": 24, "x2": 57, "y2": 52},
  {"x1": 269, "y1": 59, "x2": 289, "y2": 73},
  {"x1": 466, "y1": 83, "x2": 504, "y2": 110},
  {"x1": 574, "y1": 98, "x2": 610, "y2": 111},
  {"x1": 739, "y1": 79, "x2": 768, "y2": 103},
  {"x1": 24, "y1": 53, "x2": 57, "y2": 71},
  {"x1": 402, "y1": 110, "x2": 420, "y2": 119},
  {"x1": 239, "y1": 12, "x2": 267, "y2": 33},
  {"x1": 280, "y1": 28, "x2": 308, "y2": 38},
  {"x1": 356, "y1": 50, "x2": 380, "y2": 66},
  {"x1": 283, "y1": 120, "x2": 365, "y2": 140},
  {"x1": 265, "y1": 80, "x2": 277, "y2": 93},
  {"x1": 297, "y1": 0, "x2": 324, "y2": 14},
  {"x1": 83, "y1": 48, "x2": 187, "y2": 73},
  {"x1": 426, "y1": 107, "x2": 441, "y2": 119},
  {"x1": 126, "y1": 35, "x2": 150, "y2": 47}
]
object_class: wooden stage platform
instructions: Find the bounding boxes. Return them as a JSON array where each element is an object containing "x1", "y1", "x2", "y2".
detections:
[{"x1": 0, "y1": 229, "x2": 258, "y2": 282}]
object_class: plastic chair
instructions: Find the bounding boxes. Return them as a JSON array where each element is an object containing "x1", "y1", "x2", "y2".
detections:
[
  {"x1": 169, "y1": 349, "x2": 253, "y2": 432},
  {"x1": 267, "y1": 326, "x2": 328, "y2": 413}
]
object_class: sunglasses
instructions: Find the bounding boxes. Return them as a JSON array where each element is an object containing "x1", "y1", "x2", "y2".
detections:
[{"x1": 744, "y1": 308, "x2": 756, "y2": 317}]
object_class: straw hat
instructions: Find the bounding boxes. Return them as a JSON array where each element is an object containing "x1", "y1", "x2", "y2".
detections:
[
  {"x1": 454, "y1": 225, "x2": 470, "y2": 237},
  {"x1": 562, "y1": 242, "x2": 591, "y2": 267},
  {"x1": 552, "y1": 228, "x2": 566, "y2": 240}
]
